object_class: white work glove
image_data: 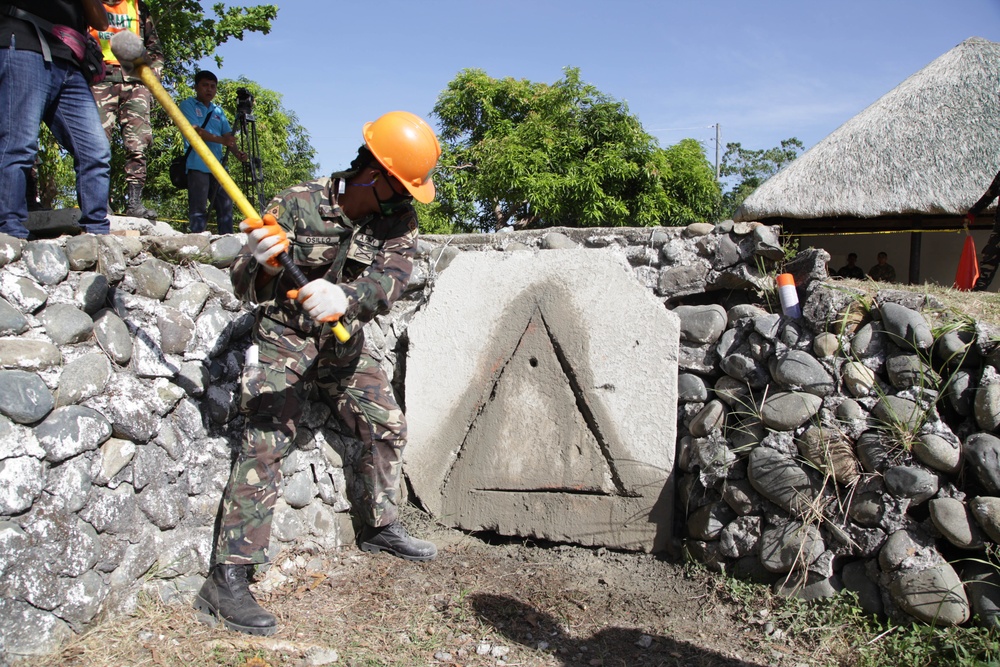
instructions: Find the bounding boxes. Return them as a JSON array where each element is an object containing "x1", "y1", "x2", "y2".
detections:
[
  {"x1": 240, "y1": 214, "x2": 287, "y2": 275},
  {"x1": 293, "y1": 279, "x2": 348, "y2": 323}
]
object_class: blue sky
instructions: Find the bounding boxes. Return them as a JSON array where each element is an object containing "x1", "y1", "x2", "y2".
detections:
[{"x1": 202, "y1": 0, "x2": 1000, "y2": 176}]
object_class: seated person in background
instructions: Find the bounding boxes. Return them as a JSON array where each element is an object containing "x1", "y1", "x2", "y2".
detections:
[
  {"x1": 868, "y1": 252, "x2": 896, "y2": 282},
  {"x1": 837, "y1": 253, "x2": 865, "y2": 279}
]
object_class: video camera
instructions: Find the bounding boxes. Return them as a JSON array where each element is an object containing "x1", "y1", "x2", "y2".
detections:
[{"x1": 235, "y1": 87, "x2": 254, "y2": 116}]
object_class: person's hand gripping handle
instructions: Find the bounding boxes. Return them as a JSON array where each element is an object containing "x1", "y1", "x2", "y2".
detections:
[{"x1": 241, "y1": 215, "x2": 351, "y2": 343}]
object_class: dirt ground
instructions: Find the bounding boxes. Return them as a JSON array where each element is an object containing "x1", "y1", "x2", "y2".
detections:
[{"x1": 18, "y1": 507, "x2": 845, "y2": 667}]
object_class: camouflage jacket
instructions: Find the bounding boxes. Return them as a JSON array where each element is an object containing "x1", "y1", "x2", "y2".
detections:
[{"x1": 231, "y1": 177, "x2": 418, "y2": 341}]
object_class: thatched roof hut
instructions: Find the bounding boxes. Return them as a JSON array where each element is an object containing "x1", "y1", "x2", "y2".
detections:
[{"x1": 735, "y1": 37, "x2": 1000, "y2": 231}]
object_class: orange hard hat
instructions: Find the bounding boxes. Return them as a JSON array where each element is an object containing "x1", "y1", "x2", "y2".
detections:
[{"x1": 363, "y1": 111, "x2": 441, "y2": 204}]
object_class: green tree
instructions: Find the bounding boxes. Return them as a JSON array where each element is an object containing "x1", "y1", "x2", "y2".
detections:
[
  {"x1": 427, "y1": 67, "x2": 719, "y2": 232},
  {"x1": 35, "y1": 128, "x2": 78, "y2": 210},
  {"x1": 718, "y1": 138, "x2": 804, "y2": 219},
  {"x1": 660, "y1": 138, "x2": 722, "y2": 226},
  {"x1": 146, "y1": 0, "x2": 278, "y2": 88}
]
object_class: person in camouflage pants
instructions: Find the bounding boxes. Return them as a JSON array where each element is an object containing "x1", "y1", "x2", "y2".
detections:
[
  {"x1": 90, "y1": 0, "x2": 162, "y2": 219},
  {"x1": 195, "y1": 111, "x2": 441, "y2": 637},
  {"x1": 218, "y1": 320, "x2": 408, "y2": 561}
]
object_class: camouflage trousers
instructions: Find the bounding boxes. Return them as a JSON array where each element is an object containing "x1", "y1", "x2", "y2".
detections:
[
  {"x1": 91, "y1": 77, "x2": 153, "y2": 184},
  {"x1": 216, "y1": 316, "x2": 406, "y2": 565}
]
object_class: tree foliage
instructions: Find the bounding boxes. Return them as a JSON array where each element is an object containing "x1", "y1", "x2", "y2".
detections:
[
  {"x1": 35, "y1": 128, "x2": 79, "y2": 209},
  {"x1": 426, "y1": 67, "x2": 719, "y2": 232},
  {"x1": 660, "y1": 139, "x2": 723, "y2": 226},
  {"x1": 146, "y1": 0, "x2": 278, "y2": 89},
  {"x1": 718, "y1": 138, "x2": 804, "y2": 219}
]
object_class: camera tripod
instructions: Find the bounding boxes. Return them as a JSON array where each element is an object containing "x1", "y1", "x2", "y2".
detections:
[{"x1": 233, "y1": 89, "x2": 267, "y2": 213}]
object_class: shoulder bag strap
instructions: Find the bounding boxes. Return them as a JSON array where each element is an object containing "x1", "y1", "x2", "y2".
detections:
[
  {"x1": 184, "y1": 109, "x2": 215, "y2": 159},
  {"x1": 1, "y1": 4, "x2": 56, "y2": 62}
]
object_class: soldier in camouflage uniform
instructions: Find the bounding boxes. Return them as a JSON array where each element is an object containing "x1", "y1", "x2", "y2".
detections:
[
  {"x1": 195, "y1": 111, "x2": 441, "y2": 637},
  {"x1": 90, "y1": 0, "x2": 162, "y2": 219}
]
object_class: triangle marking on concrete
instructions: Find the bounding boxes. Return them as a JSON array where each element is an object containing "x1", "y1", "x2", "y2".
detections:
[{"x1": 444, "y1": 307, "x2": 622, "y2": 502}]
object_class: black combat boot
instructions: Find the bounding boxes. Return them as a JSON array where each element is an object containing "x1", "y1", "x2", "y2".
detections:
[
  {"x1": 194, "y1": 564, "x2": 278, "y2": 636},
  {"x1": 124, "y1": 182, "x2": 158, "y2": 219},
  {"x1": 359, "y1": 521, "x2": 437, "y2": 561}
]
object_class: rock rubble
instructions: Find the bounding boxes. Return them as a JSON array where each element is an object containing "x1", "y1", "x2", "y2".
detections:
[{"x1": 678, "y1": 252, "x2": 1000, "y2": 628}]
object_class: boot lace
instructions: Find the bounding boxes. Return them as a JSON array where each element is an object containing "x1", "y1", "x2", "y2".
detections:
[{"x1": 226, "y1": 565, "x2": 253, "y2": 602}]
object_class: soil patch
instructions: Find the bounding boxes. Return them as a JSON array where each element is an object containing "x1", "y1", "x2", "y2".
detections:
[{"x1": 20, "y1": 509, "x2": 836, "y2": 667}]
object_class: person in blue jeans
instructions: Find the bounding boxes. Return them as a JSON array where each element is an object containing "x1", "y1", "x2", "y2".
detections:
[
  {"x1": 179, "y1": 70, "x2": 247, "y2": 234},
  {"x1": 0, "y1": 0, "x2": 112, "y2": 239}
]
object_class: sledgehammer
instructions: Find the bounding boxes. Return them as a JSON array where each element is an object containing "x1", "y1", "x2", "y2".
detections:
[{"x1": 110, "y1": 31, "x2": 350, "y2": 343}]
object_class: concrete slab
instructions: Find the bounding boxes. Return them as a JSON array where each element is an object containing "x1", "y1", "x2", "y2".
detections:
[{"x1": 404, "y1": 249, "x2": 679, "y2": 552}]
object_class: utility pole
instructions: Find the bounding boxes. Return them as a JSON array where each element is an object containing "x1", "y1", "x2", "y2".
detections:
[{"x1": 715, "y1": 123, "x2": 721, "y2": 181}]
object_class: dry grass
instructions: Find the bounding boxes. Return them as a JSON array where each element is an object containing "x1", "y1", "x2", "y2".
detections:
[{"x1": 832, "y1": 276, "x2": 1000, "y2": 329}]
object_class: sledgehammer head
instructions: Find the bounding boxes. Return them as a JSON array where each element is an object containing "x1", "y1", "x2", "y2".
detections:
[{"x1": 110, "y1": 30, "x2": 147, "y2": 65}]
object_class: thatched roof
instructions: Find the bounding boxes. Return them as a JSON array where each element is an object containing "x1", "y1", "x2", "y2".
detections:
[{"x1": 735, "y1": 37, "x2": 1000, "y2": 222}]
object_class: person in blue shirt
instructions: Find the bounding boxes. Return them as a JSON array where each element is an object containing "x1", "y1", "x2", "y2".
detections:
[{"x1": 179, "y1": 70, "x2": 246, "y2": 234}]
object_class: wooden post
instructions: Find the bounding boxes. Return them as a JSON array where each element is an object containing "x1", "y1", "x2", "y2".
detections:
[{"x1": 908, "y1": 231, "x2": 922, "y2": 284}]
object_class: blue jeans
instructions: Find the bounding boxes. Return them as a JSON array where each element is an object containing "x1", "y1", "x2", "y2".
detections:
[
  {"x1": 0, "y1": 48, "x2": 111, "y2": 238},
  {"x1": 187, "y1": 169, "x2": 234, "y2": 234}
]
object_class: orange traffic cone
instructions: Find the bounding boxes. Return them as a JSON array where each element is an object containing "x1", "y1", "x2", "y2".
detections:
[{"x1": 954, "y1": 234, "x2": 980, "y2": 291}]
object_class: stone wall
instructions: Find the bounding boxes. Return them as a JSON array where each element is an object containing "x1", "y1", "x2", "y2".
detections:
[
  {"x1": 676, "y1": 252, "x2": 1000, "y2": 629},
  {"x1": 5, "y1": 215, "x2": 994, "y2": 659},
  {"x1": 0, "y1": 230, "x2": 365, "y2": 659}
]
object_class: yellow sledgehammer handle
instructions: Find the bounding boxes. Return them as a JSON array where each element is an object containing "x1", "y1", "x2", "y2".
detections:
[{"x1": 115, "y1": 37, "x2": 350, "y2": 343}]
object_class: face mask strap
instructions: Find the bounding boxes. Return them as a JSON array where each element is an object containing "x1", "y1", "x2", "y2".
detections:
[{"x1": 371, "y1": 167, "x2": 412, "y2": 215}]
